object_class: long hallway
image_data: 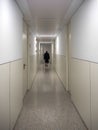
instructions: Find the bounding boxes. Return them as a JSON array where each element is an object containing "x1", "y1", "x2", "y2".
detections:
[
  {"x1": 1, "y1": 0, "x2": 98, "y2": 130},
  {"x1": 14, "y1": 66, "x2": 87, "y2": 130}
]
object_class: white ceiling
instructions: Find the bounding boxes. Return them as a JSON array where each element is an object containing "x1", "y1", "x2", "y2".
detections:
[{"x1": 16, "y1": 0, "x2": 84, "y2": 37}]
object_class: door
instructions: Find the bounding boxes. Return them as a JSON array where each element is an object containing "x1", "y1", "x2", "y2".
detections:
[{"x1": 23, "y1": 22, "x2": 28, "y2": 97}]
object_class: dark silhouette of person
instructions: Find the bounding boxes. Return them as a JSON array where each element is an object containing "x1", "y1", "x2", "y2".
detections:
[{"x1": 44, "y1": 51, "x2": 50, "y2": 66}]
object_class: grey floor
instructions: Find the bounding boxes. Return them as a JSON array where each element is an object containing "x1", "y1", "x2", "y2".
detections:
[{"x1": 14, "y1": 66, "x2": 87, "y2": 130}]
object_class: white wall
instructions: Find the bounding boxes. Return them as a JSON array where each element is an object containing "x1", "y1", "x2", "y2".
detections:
[
  {"x1": 28, "y1": 30, "x2": 38, "y2": 89},
  {"x1": 0, "y1": 0, "x2": 24, "y2": 130},
  {"x1": 69, "y1": 0, "x2": 98, "y2": 130},
  {"x1": 71, "y1": 0, "x2": 98, "y2": 63},
  {"x1": 56, "y1": 28, "x2": 66, "y2": 56},
  {"x1": 55, "y1": 27, "x2": 68, "y2": 90},
  {"x1": 0, "y1": 0, "x2": 23, "y2": 64}
]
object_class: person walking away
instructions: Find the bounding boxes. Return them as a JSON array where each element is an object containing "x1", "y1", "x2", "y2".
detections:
[{"x1": 44, "y1": 51, "x2": 50, "y2": 67}]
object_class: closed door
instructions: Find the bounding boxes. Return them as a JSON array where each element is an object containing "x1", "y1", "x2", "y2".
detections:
[{"x1": 23, "y1": 23, "x2": 28, "y2": 97}]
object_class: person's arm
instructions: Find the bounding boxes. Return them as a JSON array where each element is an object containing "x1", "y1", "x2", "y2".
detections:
[
  {"x1": 48, "y1": 54, "x2": 50, "y2": 59},
  {"x1": 44, "y1": 54, "x2": 46, "y2": 60}
]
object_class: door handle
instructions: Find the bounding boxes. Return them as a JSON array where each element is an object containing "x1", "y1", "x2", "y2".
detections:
[{"x1": 23, "y1": 64, "x2": 27, "y2": 69}]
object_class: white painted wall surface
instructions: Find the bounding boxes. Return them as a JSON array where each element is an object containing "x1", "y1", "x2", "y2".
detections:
[
  {"x1": 28, "y1": 30, "x2": 38, "y2": 89},
  {"x1": 0, "y1": 0, "x2": 23, "y2": 64},
  {"x1": 56, "y1": 28, "x2": 67, "y2": 56},
  {"x1": 0, "y1": 1, "x2": 24, "y2": 129},
  {"x1": 71, "y1": 0, "x2": 98, "y2": 63},
  {"x1": 55, "y1": 27, "x2": 68, "y2": 90},
  {"x1": 69, "y1": 1, "x2": 98, "y2": 129}
]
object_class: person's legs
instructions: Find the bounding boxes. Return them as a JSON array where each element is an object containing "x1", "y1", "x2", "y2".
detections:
[{"x1": 44, "y1": 61, "x2": 47, "y2": 67}]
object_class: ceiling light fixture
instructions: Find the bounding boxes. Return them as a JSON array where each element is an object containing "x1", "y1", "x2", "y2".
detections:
[{"x1": 36, "y1": 34, "x2": 57, "y2": 38}]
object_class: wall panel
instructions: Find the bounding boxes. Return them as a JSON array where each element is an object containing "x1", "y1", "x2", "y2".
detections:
[
  {"x1": 28, "y1": 54, "x2": 38, "y2": 89},
  {"x1": 55, "y1": 26, "x2": 68, "y2": 90},
  {"x1": 71, "y1": 0, "x2": 98, "y2": 63},
  {"x1": 71, "y1": 59, "x2": 90, "y2": 129},
  {"x1": 0, "y1": 0, "x2": 23, "y2": 64},
  {"x1": 28, "y1": 29, "x2": 38, "y2": 89},
  {"x1": 0, "y1": 63, "x2": 10, "y2": 130},
  {"x1": 55, "y1": 55, "x2": 67, "y2": 89},
  {"x1": 56, "y1": 27, "x2": 67, "y2": 56},
  {"x1": 91, "y1": 63, "x2": 98, "y2": 130},
  {"x1": 10, "y1": 60, "x2": 23, "y2": 130}
]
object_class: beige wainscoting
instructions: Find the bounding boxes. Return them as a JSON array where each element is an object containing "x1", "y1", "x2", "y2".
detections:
[
  {"x1": 0, "y1": 59, "x2": 23, "y2": 130},
  {"x1": 10, "y1": 59, "x2": 23, "y2": 130},
  {"x1": 70, "y1": 58, "x2": 98, "y2": 130},
  {"x1": 70, "y1": 58, "x2": 91, "y2": 129},
  {"x1": 91, "y1": 63, "x2": 98, "y2": 130},
  {"x1": 28, "y1": 55, "x2": 38, "y2": 89},
  {"x1": 55, "y1": 55, "x2": 68, "y2": 90},
  {"x1": 0, "y1": 63, "x2": 10, "y2": 130}
]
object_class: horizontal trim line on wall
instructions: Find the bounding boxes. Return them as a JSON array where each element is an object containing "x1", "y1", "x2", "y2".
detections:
[
  {"x1": 56, "y1": 54, "x2": 66, "y2": 57},
  {"x1": 31, "y1": 54, "x2": 37, "y2": 56},
  {"x1": 72, "y1": 57, "x2": 98, "y2": 65},
  {"x1": 29, "y1": 54, "x2": 38, "y2": 57},
  {"x1": 0, "y1": 58, "x2": 23, "y2": 65}
]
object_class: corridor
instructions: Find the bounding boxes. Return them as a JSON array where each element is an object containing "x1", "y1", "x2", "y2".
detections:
[
  {"x1": 0, "y1": 0, "x2": 98, "y2": 130},
  {"x1": 14, "y1": 66, "x2": 87, "y2": 130}
]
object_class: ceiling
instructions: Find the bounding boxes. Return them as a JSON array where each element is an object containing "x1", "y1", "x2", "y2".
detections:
[{"x1": 16, "y1": 0, "x2": 84, "y2": 38}]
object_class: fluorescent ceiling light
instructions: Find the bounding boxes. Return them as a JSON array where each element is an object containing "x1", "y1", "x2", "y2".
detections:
[
  {"x1": 36, "y1": 34, "x2": 57, "y2": 37},
  {"x1": 39, "y1": 42, "x2": 53, "y2": 44}
]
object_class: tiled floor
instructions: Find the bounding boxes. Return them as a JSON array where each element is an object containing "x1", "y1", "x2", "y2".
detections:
[{"x1": 14, "y1": 66, "x2": 87, "y2": 130}]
